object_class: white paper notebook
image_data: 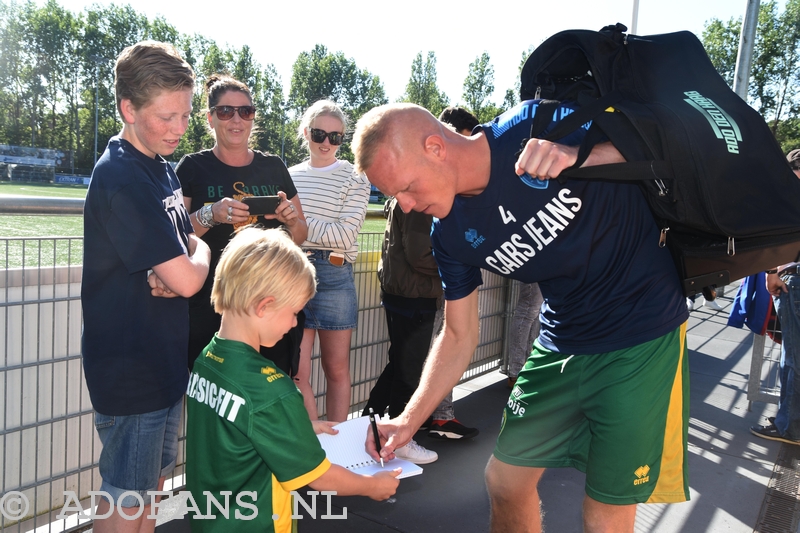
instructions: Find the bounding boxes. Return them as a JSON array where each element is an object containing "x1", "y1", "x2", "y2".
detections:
[{"x1": 317, "y1": 416, "x2": 423, "y2": 479}]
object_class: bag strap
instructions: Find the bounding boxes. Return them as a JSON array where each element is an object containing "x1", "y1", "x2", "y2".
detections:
[
  {"x1": 535, "y1": 91, "x2": 623, "y2": 141},
  {"x1": 526, "y1": 94, "x2": 671, "y2": 182},
  {"x1": 562, "y1": 160, "x2": 672, "y2": 181}
]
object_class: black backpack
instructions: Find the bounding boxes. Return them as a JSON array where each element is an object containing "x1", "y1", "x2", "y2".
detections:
[{"x1": 520, "y1": 23, "x2": 800, "y2": 295}]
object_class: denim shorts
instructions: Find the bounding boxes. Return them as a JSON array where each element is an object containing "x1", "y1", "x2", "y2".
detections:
[
  {"x1": 94, "y1": 397, "x2": 182, "y2": 507},
  {"x1": 303, "y1": 249, "x2": 358, "y2": 330}
]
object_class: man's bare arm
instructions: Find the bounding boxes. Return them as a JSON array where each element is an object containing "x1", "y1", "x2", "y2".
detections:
[{"x1": 367, "y1": 289, "x2": 479, "y2": 460}]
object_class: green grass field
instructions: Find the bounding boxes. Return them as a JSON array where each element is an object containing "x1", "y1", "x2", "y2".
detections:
[
  {"x1": 0, "y1": 182, "x2": 89, "y2": 199},
  {"x1": 0, "y1": 181, "x2": 86, "y2": 239},
  {"x1": 361, "y1": 212, "x2": 385, "y2": 234},
  {"x1": 0, "y1": 182, "x2": 86, "y2": 267},
  {"x1": 0, "y1": 181, "x2": 385, "y2": 267}
]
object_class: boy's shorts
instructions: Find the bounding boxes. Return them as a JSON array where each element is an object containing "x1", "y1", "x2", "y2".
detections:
[
  {"x1": 494, "y1": 323, "x2": 689, "y2": 505},
  {"x1": 95, "y1": 397, "x2": 182, "y2": 507}
]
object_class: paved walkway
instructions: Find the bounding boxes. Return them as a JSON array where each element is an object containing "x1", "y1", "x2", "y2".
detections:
[{"x1": 156, "y1": 286, "x2": 790, "y2": 532}]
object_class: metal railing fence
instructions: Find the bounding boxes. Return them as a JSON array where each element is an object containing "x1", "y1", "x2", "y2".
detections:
[
  {"x1": 747, "y1": 330, "x2": 782, "y2": 407},
  {"x1": 1, "y1": 237, "x2": 93, "y2": 533},
  {"x1": 0, "y1": 233, "x2": 519, "y2": 532}
]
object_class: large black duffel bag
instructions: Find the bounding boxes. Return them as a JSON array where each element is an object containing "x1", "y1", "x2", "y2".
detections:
[{"x1": 520, "y1": 23, "x2": 800, "y2": 295}]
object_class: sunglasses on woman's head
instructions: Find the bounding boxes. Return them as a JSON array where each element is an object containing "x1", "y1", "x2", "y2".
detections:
[
  {"x1": 210, "y1": 105, "x2": 256, "y2": 121},
  {"x1": 309, "y1": 128, "x2": 344, "y2": 146}
]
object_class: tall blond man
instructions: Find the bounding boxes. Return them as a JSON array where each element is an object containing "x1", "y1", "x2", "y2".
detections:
[{"x1": 354, "y1": 102, "x2": 690, "y2": 533}]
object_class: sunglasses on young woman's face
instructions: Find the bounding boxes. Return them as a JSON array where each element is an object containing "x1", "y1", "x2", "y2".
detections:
[
  {"x1": 309, "y1": 128, "x2": 344, "y2": 146},
  {"x1": 210, "y1": 105, "x2": 256, "y2": 121}
]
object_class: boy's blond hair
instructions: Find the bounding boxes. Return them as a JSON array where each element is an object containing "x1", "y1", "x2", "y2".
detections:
[
  {"x1": 211, "y1": 227, "x2": 316, "y2": 314},
  {"x1": 114, "y1": 40, "x2": 195, "y2": 120}
]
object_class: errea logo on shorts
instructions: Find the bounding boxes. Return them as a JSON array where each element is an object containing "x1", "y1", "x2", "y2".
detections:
[{"x1": 634, "y1": 465, "x2": 650, "y2": 486}]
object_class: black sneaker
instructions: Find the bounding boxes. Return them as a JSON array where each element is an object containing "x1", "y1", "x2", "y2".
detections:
[
  {"x1": 429, "y1": 419, "x2": 479, "y2": 440},
  {"x1": 418, "y1": 416, "x2": 433, "y2": 431},
  {"x1": 750, "y1": 423, "x2": 800, "y2": 445}
]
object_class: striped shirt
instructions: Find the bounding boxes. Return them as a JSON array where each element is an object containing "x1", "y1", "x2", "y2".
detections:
[{"x1": 289, "y1": 159, "x2": 370, "y2": 263}]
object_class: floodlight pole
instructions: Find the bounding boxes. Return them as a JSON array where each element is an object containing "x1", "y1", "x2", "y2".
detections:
[
  {"x1": 89, "y1": 54, "x2": 106, "y2": 169},
  {"x1": 733, "y1": 0, "x2": 761, "y2": 101},
  {"x1": 93, "y1": 62, "x2": 99, "y2": 168},
  {"x1": 280, "y1": 101, "x2": 287, "y2": 164},
  {"x1": 631, "y1": 0, "x2": 640, "y2": 35},
  {"x1": 89, "y1": 54, "x2": 107, "y2": 169}
]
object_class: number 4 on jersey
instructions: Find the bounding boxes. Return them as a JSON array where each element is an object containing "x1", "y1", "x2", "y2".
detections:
[{"x1": 499, "y1": 206, "x2": 516, "y2": 224}]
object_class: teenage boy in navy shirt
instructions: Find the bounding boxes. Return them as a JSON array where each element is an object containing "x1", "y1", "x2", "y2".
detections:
[{"x1": 81, "y1": 41, "x2": 210, "y2": 533}]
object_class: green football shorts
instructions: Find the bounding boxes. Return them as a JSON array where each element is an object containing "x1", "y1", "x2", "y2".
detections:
[{"x1": 494, "y1": 322, "x2": 689, "y2": 505}]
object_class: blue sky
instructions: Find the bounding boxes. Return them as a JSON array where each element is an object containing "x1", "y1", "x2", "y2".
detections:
[{"x1": 45, "y1": 0, "x2": 774, "y2": 105}]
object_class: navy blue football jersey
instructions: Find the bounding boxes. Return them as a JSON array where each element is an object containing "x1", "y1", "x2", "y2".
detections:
[{"x1": 432, "y1": 100, "x2": 687, "y2": 354}]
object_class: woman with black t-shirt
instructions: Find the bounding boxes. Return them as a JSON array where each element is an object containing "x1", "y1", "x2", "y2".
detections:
[{"x1": 176, "y1": 74, "x2": 308, "y2": 373}]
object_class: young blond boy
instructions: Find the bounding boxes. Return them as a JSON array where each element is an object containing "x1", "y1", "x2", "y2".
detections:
[{"x1": 186, "y1": 227, "x2": 400, "y2": 532}]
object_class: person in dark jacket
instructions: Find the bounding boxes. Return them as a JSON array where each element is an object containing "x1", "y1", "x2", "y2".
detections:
[{"x1": 361, "y1": 197, "x2": 441, "y2": 464}]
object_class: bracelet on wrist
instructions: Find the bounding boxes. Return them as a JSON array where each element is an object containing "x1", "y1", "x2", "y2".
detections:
[
  {"x1": 194, "y1": 207, "x2": 209, "y2": 228},
  {"x1": 766, "y1": 269, "x2": 778, "y2": 275},
  {"x1": 196, "y1": 204, "x2": 218, "y2": 228}
]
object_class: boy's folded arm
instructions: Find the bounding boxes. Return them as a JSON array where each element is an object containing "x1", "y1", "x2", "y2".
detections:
[
  {"x1": 308, "y1": 464, "x2": 400, "y2": 501},
  {"x1": 151, "y1": 234, "x2": 210, "y2": 297}
]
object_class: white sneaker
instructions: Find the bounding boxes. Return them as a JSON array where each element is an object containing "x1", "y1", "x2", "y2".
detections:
[
  {"x1": 394, "y1": 439, "x2": 438, "y2": 464},
  {"x1": 686, "y1": 297, "x2": 694, "y2": 312},
  {"x1": 703, "y1": 298, "x2": 724, "y2": 311}
]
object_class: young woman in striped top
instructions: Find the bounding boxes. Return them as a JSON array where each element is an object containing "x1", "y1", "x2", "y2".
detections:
[{"x1": 290, "y1": 100, "x2": 370, "y2": 421}]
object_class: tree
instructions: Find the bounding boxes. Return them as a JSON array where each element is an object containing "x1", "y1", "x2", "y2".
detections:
[
  {"x1": 0, "y1": 0, "x2": 32, "y2": 146},
  {"x1": 752, "y1": 0, "x2": 800, "y2": 135},
  {"x1": 702, "y1": 0, "x2": 800, "y2": 150},
  {"x1": 288, "y1": 44, "x2": 386, "y2": 116},
  {"x1": 147, "y1": 15, "x2": 179, "y2": 44},
  {"x1": 702, "y1": 17, "x2": 741, "y2": 85},
  {"x1": 252, "y1": 64, "x2": 291, "y2": 159},
  {"x1": 462, "y1": 52, "x2": 495, "y2": 122},
  {"x1": 399, "y1": 51, "x2": 449, "y2": 117},
  {"x1": 507, "y1": 45, "x2": 537, "y2": 105},
  {"x1": 503, "y1": 88, "x2": 517, "y2": 111},
  {"x1": 79, "y1": 4, "x2": 149, "y2": 169},
  {"x1": 232, "y1": 45, "x2": 260, "y2": 95},
  {"x1": 485, "y1": 45, "x2": 537, "y2": 119},
  {"x1": 0, "y1": 1, "x2": 232, "y2": 172},
  {"x1": 29, "y1": 1, "x2": 82, "y2": 156},
  {"x1": 287, "y1": 45, "x2": 386, "y2": 164}
]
